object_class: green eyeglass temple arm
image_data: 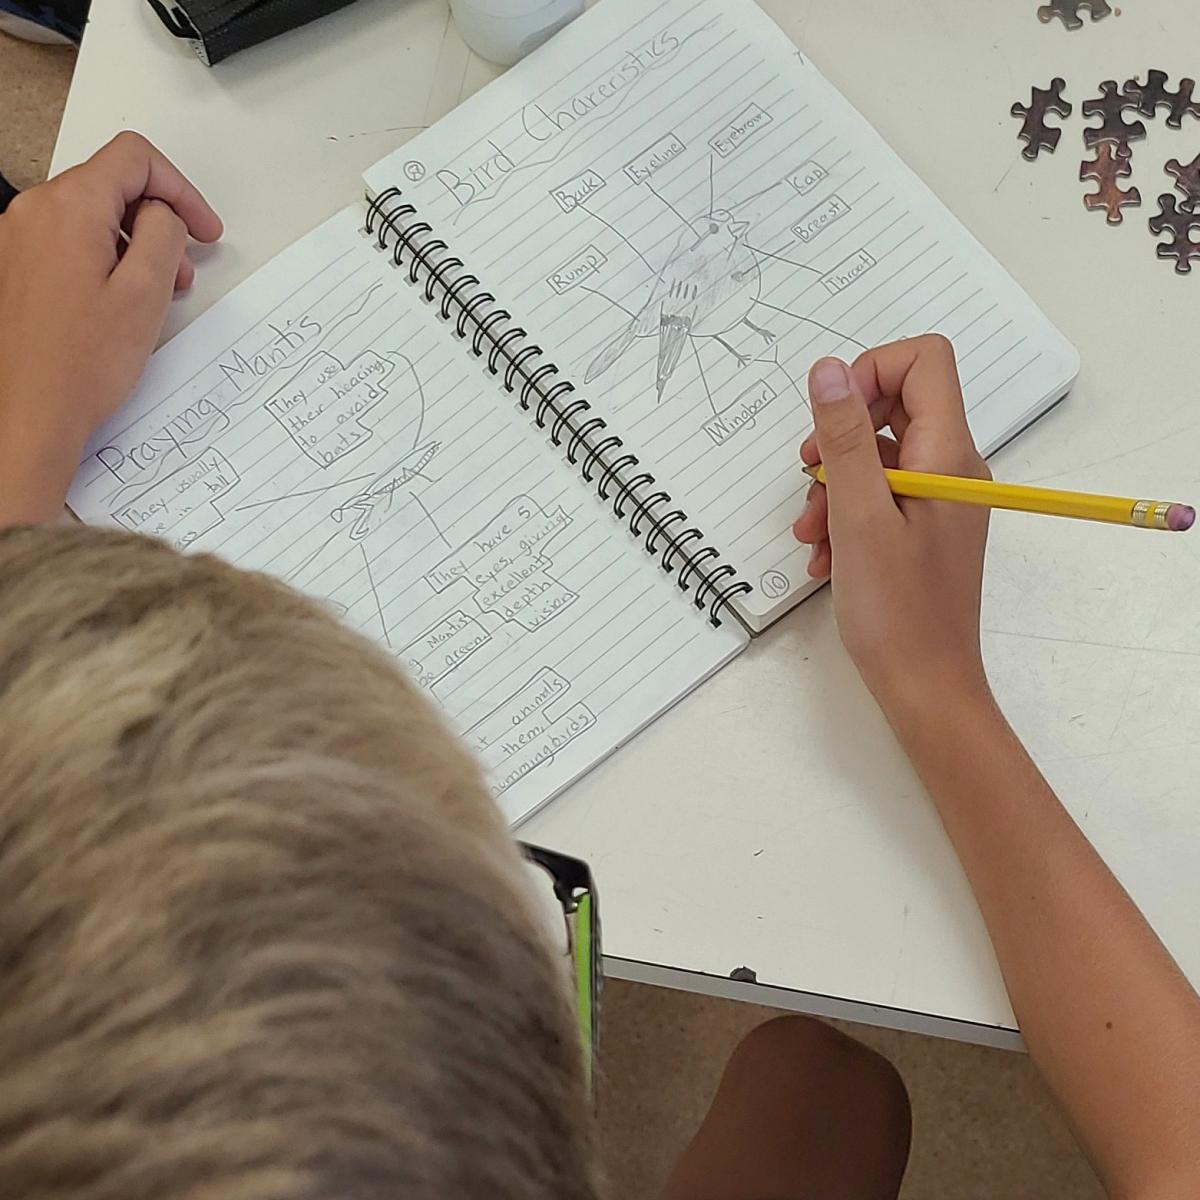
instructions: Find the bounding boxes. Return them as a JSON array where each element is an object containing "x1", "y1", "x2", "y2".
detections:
[
  {"x1": 519, "y1": 842, "x2": 601, "y2": 1090},
  {"x1": 574, "y1": 890, "x2": 595, "y2": 1086}
]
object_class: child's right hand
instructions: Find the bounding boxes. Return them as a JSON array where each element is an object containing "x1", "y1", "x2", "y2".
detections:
[
  {"x1": 792, "y1": 336, "x2": 993, "y2": 724},
  {"x1": 796, "y1": 342, "x2": 1200, "y2": 1200}
]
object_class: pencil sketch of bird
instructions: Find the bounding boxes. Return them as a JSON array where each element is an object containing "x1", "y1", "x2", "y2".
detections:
[{"x1": 585, "y1": 209, "x2": 775, "y2": 400}]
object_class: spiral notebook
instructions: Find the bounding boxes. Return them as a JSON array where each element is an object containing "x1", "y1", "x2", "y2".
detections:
[{"x1": 66, "y1": 0, "x2": 1078, "y2": 824}]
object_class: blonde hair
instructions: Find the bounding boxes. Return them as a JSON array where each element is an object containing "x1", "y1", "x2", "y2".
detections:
[{"x1": 0, "y1": 524, "x2": 599, "y2": 1200}]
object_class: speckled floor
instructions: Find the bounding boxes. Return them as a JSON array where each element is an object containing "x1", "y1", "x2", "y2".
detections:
[
  {"x1": 0, "y1": 31, "x2": 75, "y2": 188},
  {"x1": 1, "y1": 25, "x2": 1105, "y2": 1199},
  {"x1": 598, "y1": 979, "x2": 1102, "y2": 1198}
]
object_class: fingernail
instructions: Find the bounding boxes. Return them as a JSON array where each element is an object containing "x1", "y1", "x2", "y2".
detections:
[{"x1": 811, "y1": 359, "x2": 851, "y2": 404}]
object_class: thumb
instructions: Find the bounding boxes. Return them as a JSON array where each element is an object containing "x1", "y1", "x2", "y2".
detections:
[{"x1": 808, "y1": 357, "x2": 894, "y2": 533}]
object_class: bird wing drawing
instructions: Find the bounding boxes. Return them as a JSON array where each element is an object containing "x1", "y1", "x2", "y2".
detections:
[
  {"x1": 583, "y1": 222, "x2": 697, "y2": 385},
  {"x1": 655, "y1": 276, "x2": 702, "y2": 399}
]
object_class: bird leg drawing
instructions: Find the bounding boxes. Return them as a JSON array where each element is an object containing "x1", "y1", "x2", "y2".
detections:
[{"x1": 713, "y1": 314, "x2": 777, "y2": 365}]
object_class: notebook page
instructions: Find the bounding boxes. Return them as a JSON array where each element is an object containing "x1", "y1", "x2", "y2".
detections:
[
  {"x1": 66, "y1": 206, "x2": 745, "y2": 825},
  {"x1": 364, "y1": 0, "x2": 1078, "y2": 624}
]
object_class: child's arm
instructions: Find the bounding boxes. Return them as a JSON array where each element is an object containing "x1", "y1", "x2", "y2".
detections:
[
  {"x1": 795, "y1": 337, "x2": 1200, "y2": 1200},
  {"x1": 0, "y1": 131, "x2": 221, "y2": 527}
]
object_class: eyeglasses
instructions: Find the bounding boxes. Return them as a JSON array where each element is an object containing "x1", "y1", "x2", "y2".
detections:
[{"x1": 519, "y1": 843, "x2": 601, "y2": 1091}]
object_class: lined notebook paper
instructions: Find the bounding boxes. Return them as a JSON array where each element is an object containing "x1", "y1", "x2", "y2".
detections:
[
  {"x1": 68, "y1": 0, "x2": 1076, "y2": 819},
  {"x1": 366, "y1": 0, "x2": 1078, "y2": 625},
  {"x1": 66, "y1": 208, "x2": 744, "y2": 824}
]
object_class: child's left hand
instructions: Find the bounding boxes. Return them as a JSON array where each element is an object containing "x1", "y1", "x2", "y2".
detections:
[{"x1": 0, "y1": 131, "x2": 221, "y2": 526}]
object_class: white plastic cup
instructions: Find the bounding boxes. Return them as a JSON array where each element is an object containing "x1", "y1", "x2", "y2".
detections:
[{"x1": 450, "y1": 0, "x2": 586, "y2": 67}]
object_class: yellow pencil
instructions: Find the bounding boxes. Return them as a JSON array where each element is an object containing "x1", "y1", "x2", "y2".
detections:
[{"x1": 801, "y1": 464, "x2": 1195, "y2": 532}]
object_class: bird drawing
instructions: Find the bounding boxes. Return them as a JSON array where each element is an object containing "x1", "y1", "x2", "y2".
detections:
[{"x1": 585, "y1": 208, "x2": 775, "y2": 400}]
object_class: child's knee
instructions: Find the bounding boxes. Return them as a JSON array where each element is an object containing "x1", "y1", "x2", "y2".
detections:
[{"x1": 731, "y1": 1015, "x2": 910, "y2": 1127}]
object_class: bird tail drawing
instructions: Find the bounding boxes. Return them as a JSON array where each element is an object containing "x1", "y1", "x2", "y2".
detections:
[{"x1": 585, "y1": 322, "x2": 637, "y2": 384}]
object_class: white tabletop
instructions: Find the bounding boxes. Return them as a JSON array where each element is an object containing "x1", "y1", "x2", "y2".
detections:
[{"x1": 54, "y1": 0, "x2": 1200, "y2": 1047}]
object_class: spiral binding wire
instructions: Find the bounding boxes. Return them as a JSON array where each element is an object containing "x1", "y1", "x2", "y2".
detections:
[{"x1": 365, "y1": 186, "x2": 753, "y2": 628}]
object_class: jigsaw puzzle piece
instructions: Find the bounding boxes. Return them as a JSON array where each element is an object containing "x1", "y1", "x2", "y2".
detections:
[
  {"x1": 1148, "y1": 194, "x2": 1200, "y2": 274},
  {"x1": 1082, "y1": 80, "x2": 1148, "y2": 151},
  {"x1": 1037, "y1": 0, "x2": 1111, "y2": 30},
  {"x1": 1165, "y1": 154, "x2": 1200, "y2": 211},
  {"x1": 1124, "y1": 71, "x2": 1200, "y2": 129},
  {"x1": 1011, "y1": 78, "x2": 1072, "y2": 160},
  {"x1": 1079, "y1": 144, "x2": 1141, "y2": 224}
]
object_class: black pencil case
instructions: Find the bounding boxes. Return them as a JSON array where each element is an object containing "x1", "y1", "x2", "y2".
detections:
[{"x1": 145, "y1": 0, "x2": 361, "y2": 66}]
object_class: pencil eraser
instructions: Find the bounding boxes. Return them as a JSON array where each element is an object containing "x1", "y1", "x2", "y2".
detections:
[{"x1": 1167, "y1": 504, "x2": 1195, "y2": 532}]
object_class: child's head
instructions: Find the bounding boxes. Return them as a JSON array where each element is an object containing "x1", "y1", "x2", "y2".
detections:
[{"x1": 0, "y1": 525, "x2": 598, "y2": 1199}]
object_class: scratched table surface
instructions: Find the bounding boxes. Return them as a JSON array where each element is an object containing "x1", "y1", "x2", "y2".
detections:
[{"x1": 53, "y1": 0, "x2": 1200, "y2": 1046}]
